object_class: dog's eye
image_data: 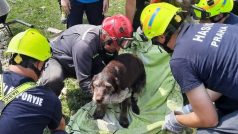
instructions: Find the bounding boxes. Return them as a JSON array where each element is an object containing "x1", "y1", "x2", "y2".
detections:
[{"x1": 105, "y1": 82, "x2": 112, "y2": 88}]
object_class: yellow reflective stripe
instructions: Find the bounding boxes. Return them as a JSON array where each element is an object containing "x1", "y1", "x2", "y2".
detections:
[
  {"x1": 1, "y1": 82, "x2": 36, "y2": 105},
  {"x1": 0, "y1": 75, "x2": 3, "y2": 100}
]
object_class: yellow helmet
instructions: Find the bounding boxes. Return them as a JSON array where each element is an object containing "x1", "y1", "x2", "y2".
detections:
[
  {"x1": 6, "y1": 28, "x2": 51, "y2": 61},
  {"x1": 140, "y1": 3, "x2": 181, "y2": 39},
  {"x1": 192, "y1": 0, "x2": 234, "y2": 19}
]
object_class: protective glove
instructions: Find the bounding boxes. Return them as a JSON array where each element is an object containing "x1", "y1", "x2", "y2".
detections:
[
  {"x1": 181, "y1": 104, "x2": 193, "y2": 114},
  {"x1": 162, "y1": 111, "x2": 185, "y2": 134}
]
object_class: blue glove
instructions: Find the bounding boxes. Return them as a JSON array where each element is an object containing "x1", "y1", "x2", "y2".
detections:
[
  {"x1": 182, "y1": 104, "x2": 193, "y2": 114},
  {"x1": 162, "y1": 111, "x2": 185, "y2": 134}
]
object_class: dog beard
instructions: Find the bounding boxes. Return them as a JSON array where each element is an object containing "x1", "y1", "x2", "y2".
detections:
[{"x1": 93, "y1": 88, "x2": 131, "y2": 104}]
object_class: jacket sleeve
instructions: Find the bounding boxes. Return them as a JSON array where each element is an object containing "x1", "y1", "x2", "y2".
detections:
[{"x1": 72, "y1": 40, "x2": 94, "y2": 92}]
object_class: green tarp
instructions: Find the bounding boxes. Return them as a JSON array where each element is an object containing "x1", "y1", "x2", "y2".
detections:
[{"x1": 66, "y1": 32, "x2": 184, "y2": 134}]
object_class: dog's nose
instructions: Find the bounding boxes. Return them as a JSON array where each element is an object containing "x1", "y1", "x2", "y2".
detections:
[{"x1": 96, "y1": 97, "x2": 103, "y2": 103}]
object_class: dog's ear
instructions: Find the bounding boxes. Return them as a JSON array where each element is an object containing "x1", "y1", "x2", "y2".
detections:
[
  {"x1": 91, "y1": 74, "x2": 98, "y2": 92},
  {"x1": 115, "y1": 77, "x2": 119, "y2": 86},
  {"x1": 114, "y1": 77, "x2": 121, "y2": 91}
]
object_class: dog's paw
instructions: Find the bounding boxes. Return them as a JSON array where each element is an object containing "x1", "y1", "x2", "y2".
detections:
[
  {"x1": 93, "y1": 112, "x2": 105, "y2": 119},
  {"x1": 119, "y1": 117, "x2": 129, "y2": 128}
]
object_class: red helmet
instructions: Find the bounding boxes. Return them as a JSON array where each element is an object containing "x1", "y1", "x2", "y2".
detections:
[{"x1": 102, "y1": 14, "x2": 133, "y2": 39}]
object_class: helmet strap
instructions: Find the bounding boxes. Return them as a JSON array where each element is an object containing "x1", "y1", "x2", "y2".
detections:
[
  {"x1": 152, "y1": 36, "x2": 173, "y2": 53},
  {"x1": 9, "y1": 54, "x2": 42, "y2": 78},
  {"x1": 29, "y1": 63, "x2": 42, "y2": 78},
  {"x1": 210, "y1": 13, "x2": 229, "y2": 23},
  {"x1": 99, "y1": 29, "x2": 113, "y2": 48}
]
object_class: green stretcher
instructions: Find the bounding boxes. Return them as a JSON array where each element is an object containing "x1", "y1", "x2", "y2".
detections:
[{"x1": 66, "y1": 32, "x2": 186, "y2": 134}]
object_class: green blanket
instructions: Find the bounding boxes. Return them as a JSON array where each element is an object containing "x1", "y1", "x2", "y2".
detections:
[{"x1": 66, "y1": 33, "x2": 184, "y2": 134}]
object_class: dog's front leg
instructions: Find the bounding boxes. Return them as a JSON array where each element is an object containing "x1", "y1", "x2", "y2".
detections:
[
  {"x1": 93, "y1": 104, "x2": 107, "y2": 119},
  {"x1": 119, "y1": 98, "x2": 130, "y2": 128}
]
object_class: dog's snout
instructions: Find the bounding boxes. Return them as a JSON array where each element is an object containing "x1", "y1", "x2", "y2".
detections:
[{"x1": 95, "y1": 96, "x2": 104, "y2": 103}]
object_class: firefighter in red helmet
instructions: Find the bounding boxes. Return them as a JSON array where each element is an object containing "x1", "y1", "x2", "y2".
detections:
[{"x1": 39, "y1": 14, "x2": 133, "y2": 106}]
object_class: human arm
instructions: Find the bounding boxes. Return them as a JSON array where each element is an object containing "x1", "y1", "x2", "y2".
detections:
[
  {"x1": 49, "y1": 97, "x2": 66, "y2": 133},
  {"x1": 182, "y1": 89, "x2": 221, "y2": 114},
  {"x1": 125, "y1": 0, "x2": 136, "y2": 23},
  {"x1": 207, "y1": 89, "x2": 222, "y2": 101},
  {"x1": 165, "y1": 59, "x2": 218, "y2": 130},
  {"x1": 72, "y1": 40, "x2": 94, "y2": 92},
  {"x1": 102, "y1": 0, "x2": 109, "y2": 14},
  {"x1": 61, "y1": 0, "x2": 71, "y2": 15},
  {"x1": 176, "y1": 84, "x2": 218, "y2": 128},
  {"x1": 51, "y1": 117, "x2": 67, "y2": 134}
]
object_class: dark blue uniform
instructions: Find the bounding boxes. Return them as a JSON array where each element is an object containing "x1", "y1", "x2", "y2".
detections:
[
  {"x1": 0, "y1": 71, "x2": 62, "y2": 134},
  {"x1": 213, "y1": 12, "x2": 238, "y2": 118},
  {"x1": 224, "y1": 13, "x2": 238, "y2": 25},
  {"x1": 171, "y1": 23, "x2": 238, "y2": 98},
  {"x1": 170, "y1": 23, "x2": 238, "y2": 133}
]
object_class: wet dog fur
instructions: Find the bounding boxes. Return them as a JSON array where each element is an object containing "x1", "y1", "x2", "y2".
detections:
[{"x1": 91, "y1": 53, "x2": 146, "y2": 128}]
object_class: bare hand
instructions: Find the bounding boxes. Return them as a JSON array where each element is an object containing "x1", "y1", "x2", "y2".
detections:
[
  {"x1": 61, "y1": 0, "x2": 71, "y2": 15},
  {"x1": 102, "y1": 0, "x2": 109, "y2": 15}
]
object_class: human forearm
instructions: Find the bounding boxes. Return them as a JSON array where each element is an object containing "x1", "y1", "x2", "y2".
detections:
[
  {"x1": 125, "y1": 0, "x2": 136, "y2": 22},
  {"x1": 51, "y1": 117, "x2": 66, "y2": 133},
  {"x1": 102, "y1": 0, "x2": 109, "y2": 14},
  {"x1": 177, "y1": 85, "x2": 219, "y2": 128},
  {"x1": 176, "y1": 111, "x2": 218, "y2": 128},
  {"x1": 61, "y1": 0, "x2": 71, "y2": 15}
]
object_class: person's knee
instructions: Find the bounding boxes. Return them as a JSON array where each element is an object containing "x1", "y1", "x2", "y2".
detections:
[{"x1": 39, "y1": 58, "x2": 65, "y2": 86}]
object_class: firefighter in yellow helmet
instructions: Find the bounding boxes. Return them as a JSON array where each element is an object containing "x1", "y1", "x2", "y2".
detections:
[
  {"x1": 191, "y1": 0, "x2": 237, "y2": 23},
  {"x1": 0, "y1": 29, "x2": 66, "y2": 134},
  {"x1": 141, "y1": 2, "x2": 238, "y2": 134},
  {"x1": 191, "y1": 0, "x2": 238, "y2": 131}
]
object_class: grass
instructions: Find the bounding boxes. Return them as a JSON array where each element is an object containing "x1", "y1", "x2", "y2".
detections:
[
  {"x1": 6, "y1": 0, "x2": 125, "y2": 37},
  {"x1": 5, "y1": 0, "x2": 125, "y2": 132}
]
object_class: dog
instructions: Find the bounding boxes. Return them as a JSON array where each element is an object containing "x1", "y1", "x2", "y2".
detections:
[{"x1": 91, "y1": 53, "x2": 146, "y2": 128}]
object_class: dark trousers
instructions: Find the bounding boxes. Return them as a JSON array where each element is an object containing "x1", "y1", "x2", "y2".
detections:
[
  {"x1": 133, "y1": 0, "x2": 149, "y2": 31},
  {"x1": 67, "y1": 0, "x2": 104, "y2": 28},
  {"x1": 197, "y1": 110, "x2": 238, "y2": 134},
  {"x1": 196, "y1": 96, "x2": 238, "y2": 133}
]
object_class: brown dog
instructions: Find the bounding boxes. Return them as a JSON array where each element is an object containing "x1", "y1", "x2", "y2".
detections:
[{"x1": 91, "y1": 53, "x2": 146, "y2": 128}]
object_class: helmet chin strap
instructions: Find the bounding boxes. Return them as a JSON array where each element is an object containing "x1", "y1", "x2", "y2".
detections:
[
  {"x1": 29, "y1": 62, "x2": 44, "y2": 78},
  {"x1": 210, "y1": 13, "x2": 229, "y2": 23},
  {"x1": 152, "y1": 37, "x2": 174, "y2": 53},
  {"x1": 152, "y1": 23, "x2": 177, "y2": 53}
]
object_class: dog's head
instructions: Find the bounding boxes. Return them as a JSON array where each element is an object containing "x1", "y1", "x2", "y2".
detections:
[{"x1": 91, "y1": 73, "x2": 120, "y2": 104}]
